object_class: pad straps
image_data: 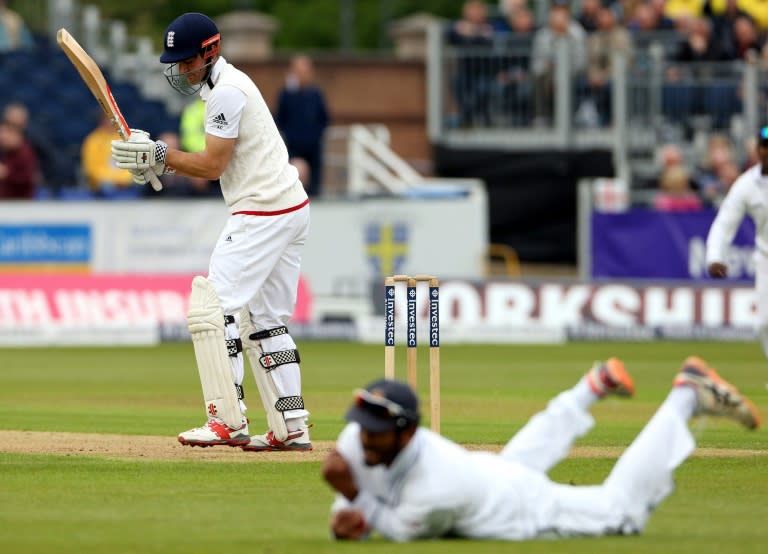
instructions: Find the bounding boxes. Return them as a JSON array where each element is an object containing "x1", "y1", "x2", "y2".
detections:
[
  {"x1": 275, "y1": 396, "x2": 304, "y2": 412},
  {"x1": 223, "y1": 315, "x2": 242, "y2": 358},
  {"x1": 259, "y1": 349, "x2": 300, "y2": 371},
  {"x1": 249, "y1": 326, "x2": 289, "y2": 340},
  {"x1": 225, "y1": 338, "x2": 242, "y2": 357}
]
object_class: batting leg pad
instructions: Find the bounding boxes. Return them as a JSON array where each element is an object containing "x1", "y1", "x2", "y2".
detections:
[
  {"x1": 239, "y1": 307, "x2": 304, "y2": 442},
  {"x1": 187, "y1": 276, "x2": 242, "y2": 429}
]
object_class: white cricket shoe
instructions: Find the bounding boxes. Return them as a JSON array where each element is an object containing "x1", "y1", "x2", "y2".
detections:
[
  {"x1": 177, "y1": 417, "x2": 250, "y2": 447},
  {"x1": 241, "y1": 424, "x2": 312, "y2": 452}
]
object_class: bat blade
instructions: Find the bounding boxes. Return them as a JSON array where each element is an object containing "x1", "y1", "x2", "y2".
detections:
[{"x1": 57, "y1": 28, "x2": 163, "y2": 192}]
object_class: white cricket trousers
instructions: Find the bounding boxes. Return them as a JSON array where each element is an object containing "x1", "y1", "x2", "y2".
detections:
[
  {"x1": 755, "y1": 252, "x2": 768, "y2": 360},
  {"x1": 207, "y1": 205, "x2": 310, "y2": 421},
  {"x1": 500, "y1": 388, "x2": 695, "y2": 537}
]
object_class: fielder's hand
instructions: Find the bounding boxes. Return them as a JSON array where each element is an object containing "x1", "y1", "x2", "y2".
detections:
[
  {"x1": 331, "y1": 509, "x2": 368, "y2": 540},
  {"x1": 112, "y1": 128, "x2": 174, "y2": 177},
  {"x1": 708, "y1": 262, "x2": 728, "y2": 278}
]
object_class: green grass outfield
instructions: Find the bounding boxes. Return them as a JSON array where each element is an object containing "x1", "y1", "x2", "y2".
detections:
[{"x1": 1, "y1": 341, "x2": 767, "y2": 553}]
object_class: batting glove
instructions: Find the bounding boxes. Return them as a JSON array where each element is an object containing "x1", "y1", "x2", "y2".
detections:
[{"x1": 112, "y1": 129, "x2": 174, "y2": 176}]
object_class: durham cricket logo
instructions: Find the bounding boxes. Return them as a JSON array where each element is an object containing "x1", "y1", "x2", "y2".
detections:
[{"x1": 366, "y1": 223, "x2": 408, "y2": 277}]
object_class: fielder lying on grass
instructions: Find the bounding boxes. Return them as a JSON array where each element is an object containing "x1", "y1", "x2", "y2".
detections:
[{"x1": 322, "y1": 356, "x2": 760, "y2": 541}]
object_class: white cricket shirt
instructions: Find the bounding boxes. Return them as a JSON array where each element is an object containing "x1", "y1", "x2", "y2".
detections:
[
  {"x1": 331, "y1": 422, "x2": 550, "y2": 541},
  {"x1": 706, "y1": 163, "x2": 768, "y2": 263},
  {"x1": 200, "y1": 57, "x2": 306, "y2": 213}
]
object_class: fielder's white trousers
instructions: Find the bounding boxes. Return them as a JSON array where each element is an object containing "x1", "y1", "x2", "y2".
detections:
[
  {"x1": 755, "y1": 252, "x2": 768, "y2": 360},
  {"x1": 207, "y1": 205, "x2": 310, "y2": 421},
  {"x1": 500, "y1": 388, "x2": 695, "y2": 537}
]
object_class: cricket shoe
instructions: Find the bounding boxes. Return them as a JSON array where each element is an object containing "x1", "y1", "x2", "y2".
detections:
[
  {"x1": 177, "y1": 417, "x2": 250, "y2": 447},
  {"x1": 673, "y1": 356, "x2": 760, "y2": 430},
  {"x1": 241, "y1": 424, "x2": 313, "y2": 452},
  {"x1": 585, "y1": 357, "x2": 635, "y2": 398}
]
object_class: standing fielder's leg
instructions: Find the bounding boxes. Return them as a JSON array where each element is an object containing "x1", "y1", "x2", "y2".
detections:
[{"x1": 754, "y1": 253, "x2": 768, "y2": 368}]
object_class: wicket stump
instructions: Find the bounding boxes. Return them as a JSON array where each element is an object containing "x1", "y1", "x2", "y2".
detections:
[{"x1": 384, "y1": 274, "x2": 441, "y2": 433}]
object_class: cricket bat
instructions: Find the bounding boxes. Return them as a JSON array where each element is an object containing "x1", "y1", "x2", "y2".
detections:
[{"x1": 56, "y1": 28, "x2": 163, "y2": 192}]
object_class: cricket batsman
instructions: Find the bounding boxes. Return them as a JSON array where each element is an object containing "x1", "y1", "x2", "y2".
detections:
[{"x1": 111, "y1": 12, "x2": 312, "y2": 452}]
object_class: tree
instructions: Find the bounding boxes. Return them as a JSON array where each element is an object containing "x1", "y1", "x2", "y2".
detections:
[{"x1": 84, "y1": 0, "x2": 463, "y2": 51}]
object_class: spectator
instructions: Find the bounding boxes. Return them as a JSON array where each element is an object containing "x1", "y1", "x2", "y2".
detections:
[
  {"x1": 2, "y1": 101, "x2": 70, "y2": 193},
  {"x1": 80, "y1": 113, "x2": 135, "y2": 197},
  {"x1": 653, "y1": 165, "x2": 703, "y2": 211},
  {"x1": 0, "y1": 120, "x2": 38, "y2": 199},
  {"x1": 693, "y1": 133, "x2": 736, "y2": 205},
  {"x1": 577, "y1": 0, "x2": 602, "y2": 32},
  {"x1": 493, "y1": 6, "x2": 536, "y2": 125},
  {"x1": 663, "y1": 17, "x2": 738, "y2": 129},
  {"x1": 179, "y1": 97, "x2": 206, "y2": 153},
  {"x1": 618, "y1": 0, "x2": 646, "y2": 24},
  {"x1": 658, "y1": 142, "x2": 686, "y2": 170},
  {"x1": 704, "y1": 159, "x2": 740, "y2": 206},
  {"x1": 672, "y1": 17, "x2": 728, "y2": 62},
  {"x1": 145, "y1": 131, "x2": 217, "y2": 197},
  {"x1": 582, "y1": 5, "x2": 634, "y2": 126},
  {"x1": 275, "y1": 54, "x2": 330, "y2": 197},
  {"x1": 494, "y1": 3, "x2": 536, "y2": 36},
  {"x1": 636, "y1": 142, "x2": 686, "y2": 190},
  {"x1": 0, "y1": 0, "x2": 33, "y2": 52},
  {"x1": 530, "y1": 0, "x2": 587, "y2": 125},
  {"x1": 492, "y1": 0, "x2": 527, "y2": 32},
  {"x1": 626, "y1": 2, "x2": 675, "y2": 31},
  {"x1": 705, "y1": 0, "x2": 754, "y2": 59},
  {"x1": 507, "y1": 5, "x2": 536, "y2": 34},
  {"x1": 729, "y1": 14, "x2": 762, "y2": 60},
  {"x1": 446, "y1": 0, "x2": 496, "y2": 127},
  {"x1": 179, "y1": 98, "x2": 220, "y2": 194}
]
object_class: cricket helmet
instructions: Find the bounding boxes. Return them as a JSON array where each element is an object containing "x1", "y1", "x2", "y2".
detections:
[
  {"x1": 161, "y1": 13, "x2": 221, "y2": 95},
  {"x1": 160, "y1": 12, "x2": 220, "y2": 63},
  {"x1": 345, "y1": 378, "x2": 421, "y2": 432}
]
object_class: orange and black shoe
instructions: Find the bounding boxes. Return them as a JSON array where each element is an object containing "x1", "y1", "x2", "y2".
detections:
[
  {"x1": 585, "y1": 357, "x2": 635, "y2": 398},
  {"x1": 673, "y1": 356, "x2": 760, "y2": 430}
]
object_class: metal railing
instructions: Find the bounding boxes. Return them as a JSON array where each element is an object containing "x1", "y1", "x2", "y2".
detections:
[{"x1": 428, "y1": 22, "x2": 767, "y2": 184}]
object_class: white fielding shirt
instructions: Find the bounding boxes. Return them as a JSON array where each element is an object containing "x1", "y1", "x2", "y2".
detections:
[
  {"x1": 330, "y1": 388, "x2": 695, "y2": 542},
  {"x1": 331, "y1": 422, "x2": 548, "y2": 541},
  {"x1": 706, "y1": 163, "x2": 768, "y2": 263},
  {"x1": 200, "y1": 57, "x2": 306, "y2": 213}
]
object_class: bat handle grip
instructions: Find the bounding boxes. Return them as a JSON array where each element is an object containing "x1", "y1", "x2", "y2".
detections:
[{"x1": 147, "y1": 169, "x2": 163, "y2": 192}]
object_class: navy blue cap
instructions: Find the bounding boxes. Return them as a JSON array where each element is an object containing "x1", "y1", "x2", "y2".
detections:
[
  {"x1": 160, "y1": 13, "x2": 219, "y2": 64},
  {"x1": 758, "y1": 126, "x2": 768, "y2": 146},
  {"x1": 345, "y1": 379, "x2": 420, "y2": 432}
]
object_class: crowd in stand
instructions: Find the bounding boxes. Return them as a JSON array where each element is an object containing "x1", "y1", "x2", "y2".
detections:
[
  {"x1": 447, "y1": 0, "x2": 768, "y2": 128},
  {"x1": 0, "y1": 3, "x2": 330, "y2": 201},
  {"x1": 446, "y1": 0, "x2": 768, "y2": 209},
  {"x1": 1, "y1": 0, "x2": 766, "y2": 206}
]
